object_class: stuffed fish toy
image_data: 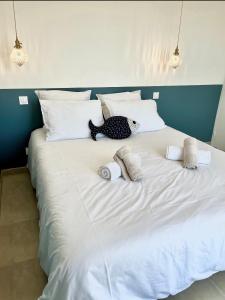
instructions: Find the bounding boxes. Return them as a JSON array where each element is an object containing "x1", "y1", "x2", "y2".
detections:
[{"x1": 89, "y1": 116, "x2": 140, "y2": 141}]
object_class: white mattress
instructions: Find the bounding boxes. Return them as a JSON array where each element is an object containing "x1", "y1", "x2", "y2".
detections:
[{"x1": 28, "y1": 127, "x2": 225, "y2": 300}]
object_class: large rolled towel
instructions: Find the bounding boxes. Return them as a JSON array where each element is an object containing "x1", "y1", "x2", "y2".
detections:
[
  {"x1": 113, "y1": 154, "x2": 131, "y2": 181},
  {"x1": 183, "y1": 138, "x2": 198, "y2": 169},
  {"x1": 123, "y1": 153, "x2": 142, "y2": 181},
  {"x1": 115, "y1": 146, "x2": 143, "y2": 181},
  {"x1": 116, "y1": 145, "x2": 131, "y2": 159},
  {"x1": 98, "y1": 162, "x2": 122, "y2": 180},
  {"x1": 166, "y1": 145, "x2": 211, "y2": 165}
]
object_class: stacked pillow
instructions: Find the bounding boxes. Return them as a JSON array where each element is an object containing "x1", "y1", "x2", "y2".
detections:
[
  {"x1": 36, "y1": 89, "x2": 103, "y2": 141},
  {"x1": 96, "y1": 90, "x2": 141, "y2": 102},
  {"x1": 97, "y1": 90, "x2": 141, "y2": 119},
  {"x1": 35, "y1": 89, "x2": 92, "y2": 101},
  {"x1": 103, "y1": 100, "x2": 165, "y2": 132},
  {"x1": 36, "y1": 89, "x2": 165, "y2": 141},
  {"x1": 96, "y1": 90, "x2": 165, "y2": 132},
  {"x1": 40, "y1": 100, "x2": 103, "y2": 141}
]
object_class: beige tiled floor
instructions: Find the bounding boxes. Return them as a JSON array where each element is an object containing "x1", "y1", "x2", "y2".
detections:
[
  {"x1": 0, "y1": 169, "x2": 224, "y2": 300},
  {"x1": 0, "y1": 169, "x2": 47, "y2": 300}
]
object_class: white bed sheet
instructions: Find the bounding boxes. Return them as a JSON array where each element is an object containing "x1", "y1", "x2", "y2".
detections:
[{"x1": 28, "y1": 127, "x2": 225, "y2": 300}]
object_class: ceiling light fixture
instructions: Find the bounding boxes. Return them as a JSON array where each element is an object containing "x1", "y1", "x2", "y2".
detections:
[
  {"x1": 169, "y1": 1, "x2": 183, "y2": 69},
  {"x1": 10, "y1": 0, "x2": 28, "y2": 66}
]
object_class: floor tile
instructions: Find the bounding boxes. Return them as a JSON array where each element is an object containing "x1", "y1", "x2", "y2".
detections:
[
  {"x1": 11, "y1": 220, "x2": 39, "y2": 263},
  {"x1": 0, "y1": 172, "x2": 38, "y2": 225},
  {"x1": 0, "y1": 225, "x2": 13, "y2": 267},
  {"x1": 168, "y1": 276, "x2": 225, "y2": 300},
  {"x1": 12, "y1": 259, "x2": 47, "y2": 300},
  {"x1": 0, "y1": 265, "x2": 13, "y2": 300},
  {"x1": 210, "y1": 272, "x2": 225, "y2": 295}
]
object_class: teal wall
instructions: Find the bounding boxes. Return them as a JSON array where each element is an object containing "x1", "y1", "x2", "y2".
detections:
[{"x1": 0, "y1": 85, "x2": 222, "y2": 169}]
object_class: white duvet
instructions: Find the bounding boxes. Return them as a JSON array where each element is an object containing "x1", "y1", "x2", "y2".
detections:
[{"x1": 28, "y1": 127, "x2": 225, "y2": 300}]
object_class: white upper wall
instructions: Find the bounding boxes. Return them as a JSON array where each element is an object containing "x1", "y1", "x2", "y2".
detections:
[{"x1": 0, "y1": 1, "x2": 225, "y2": 88}]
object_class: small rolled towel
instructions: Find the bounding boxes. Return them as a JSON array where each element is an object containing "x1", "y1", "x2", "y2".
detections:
[
  {"x1": 166, "y1": 145, "x2": 183, "y2": 161},
  {"x1": 166, "y1": 145, "x2": 211, "y2": 165},
  {"x1": 98, "y1": 162, "x2": 122, "y2": 180},
  {"x1": 114, "y1": 146, "x2": 143, "y2": 181},
  {"x1": 183, "y1": 138, "x2": 198, "y2": 169}
]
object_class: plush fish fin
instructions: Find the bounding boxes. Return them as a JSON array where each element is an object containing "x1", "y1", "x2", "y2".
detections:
[{"x1": 89, "y1": 120, "x2": 99, "y2": 141}]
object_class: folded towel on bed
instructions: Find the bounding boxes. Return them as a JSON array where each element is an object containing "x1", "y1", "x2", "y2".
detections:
[
  {"x1": 98, "y1": 162, "x2": 122, "y2": 180},
  {"x1": 183, "y1": 138, "x2": 198, "y2": 169},
  {"x1": 113, "y1": 154, "x2": 131, "y2": 181},
  {"x1": 166, "y1": 145, "x2": 211, "y2": 165},
  {"x1": 114, "y1": 146, "x2": 143, "y2": 181},
  {"x1": 124, "y1": 153, "x2": 142, "y2": 181}
]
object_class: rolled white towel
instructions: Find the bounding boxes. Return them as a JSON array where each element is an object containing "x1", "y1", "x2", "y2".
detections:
[
  {"x1": 166, "y1": 145, "x2": 211, "y2": 165},
  {"x1": 183, "y1": 138, "x2": 198, "y2": 169},
  {"x1": 198, "y1": 150, "x2": 211, "y2": 165},
  {"x1": 166, "y1": 145, "x2": 183, "y2": 161},
  {"x1": 98, "y1": 162, "x2": 122, "y2": 180}
]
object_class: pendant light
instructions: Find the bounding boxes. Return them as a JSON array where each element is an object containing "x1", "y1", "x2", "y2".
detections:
[
  {"x1": 10, "y1": 0, "x2": 28, "y2": 66},
  {"x1": 169, "y1": 1, "x2": 183, "y2": 69}
]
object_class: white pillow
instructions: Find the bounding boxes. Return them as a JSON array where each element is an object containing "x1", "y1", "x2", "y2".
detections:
[
  {"x1": 35, "y1": 89, "x2": 91, "y2": 101},
  {"x1": 96, "y1": 90, "x2": 141, "y2": 102},
  {"x1": 40, "y1": 100, "x2": 103, "y2": 141},
  {"x1": 104, "y1": 100, "x2": 165, "y2": 133},
  {"x1": 97, "y1": 90, "x2": 141, "y2": 119}
]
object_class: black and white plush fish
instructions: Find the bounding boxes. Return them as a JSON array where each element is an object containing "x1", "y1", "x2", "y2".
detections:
[{"x1": 89, "y1": 116, "x2": 140, "y2": 141}]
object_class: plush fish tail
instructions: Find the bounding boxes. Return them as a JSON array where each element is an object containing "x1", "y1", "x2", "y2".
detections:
[{"x1": 89, "y1": 120, "x2": 99, "y2": 141}]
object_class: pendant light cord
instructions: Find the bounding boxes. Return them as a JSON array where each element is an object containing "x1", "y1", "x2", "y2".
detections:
[
  {"x1": 176, "y1": 0, "x2": 183, "y2": 48},
  {"x1": 12, "y1": 0, "x2": 18, "y2": 39}
]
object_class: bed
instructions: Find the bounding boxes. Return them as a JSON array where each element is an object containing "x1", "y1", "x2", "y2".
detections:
[{"x1": 28, "y1": 127, "x2": 225, "y2": 300}]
